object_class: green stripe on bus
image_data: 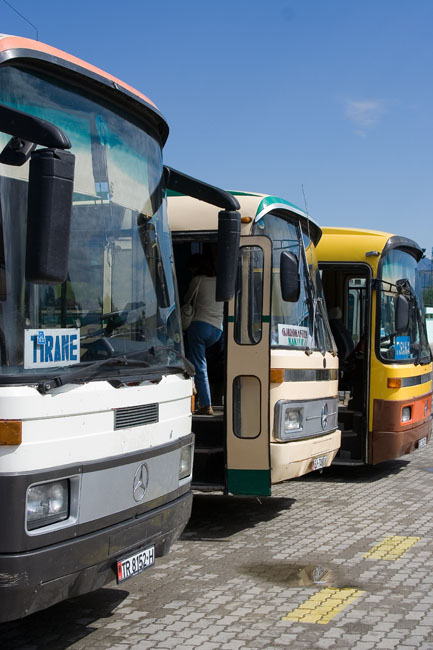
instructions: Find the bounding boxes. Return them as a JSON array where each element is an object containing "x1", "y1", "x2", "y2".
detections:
[
  {"x1": 256, "y1": 194, "x2": 303, "y2": 216},
  {"x1": 227, "y1": 469, "x2": 271, "y2": 496}
]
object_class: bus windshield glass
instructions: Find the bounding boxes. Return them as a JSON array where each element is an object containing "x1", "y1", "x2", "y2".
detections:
[
  {"x1": 253, "y1": 212, "x2": 334, "y2": 351},
  {"x1": 378, "y1": 248, "x2": 430, "y2": 363},
  {"x1": 0, "y1": 65, "x2": 182, "y2": 380}
]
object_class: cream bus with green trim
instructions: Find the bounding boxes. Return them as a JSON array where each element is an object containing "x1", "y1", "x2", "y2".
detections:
[{"x1": 168, "y1": 192, "x2": 341, "y2": 495}]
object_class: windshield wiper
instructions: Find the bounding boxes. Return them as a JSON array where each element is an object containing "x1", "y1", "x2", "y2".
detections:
[
  {"x1": 37, "y1": 353, "x2": 152, "y2": 394},
  {"x1": 149, "y1": 345, "x2": 195, "y2": 376},
  {"x1": 37, "y1": 344, "x2": 194, "y2": 394}
]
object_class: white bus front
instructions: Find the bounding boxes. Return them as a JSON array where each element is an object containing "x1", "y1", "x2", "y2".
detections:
[{"x1": 0, "y1": 41, "x2": 193, "y2": 621}]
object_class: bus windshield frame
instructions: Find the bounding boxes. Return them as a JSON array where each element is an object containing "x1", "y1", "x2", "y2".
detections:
[
  {"x1": 376, "y1": 246, "x2": 430, "y2": 365},
  {"x1": 0, "y1": 64, "x2": 183, "y2": 383},
  {"x1": 252, "y1": 210, "x2": 334, "y2": 352}
]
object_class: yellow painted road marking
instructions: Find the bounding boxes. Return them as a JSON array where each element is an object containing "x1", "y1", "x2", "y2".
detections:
[
  {"x1": 364, "y1": 536, "x2": 420, "y2": 560},
  {"x1": 282, "y1": 588, "x2": 364, "y2": 624}
]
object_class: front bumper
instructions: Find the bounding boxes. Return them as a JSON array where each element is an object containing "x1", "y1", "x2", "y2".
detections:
[{"x1": 0, "y1": 491, "x2": 192, "y2": 623}]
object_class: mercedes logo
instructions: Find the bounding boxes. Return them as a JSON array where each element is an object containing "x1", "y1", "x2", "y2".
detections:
[
  {"x1": 321, "y1": 402, "x2": 329, "y2": 430},
  {"x1": 133, "y1": 463, "x2": 149, "y2": 502}
]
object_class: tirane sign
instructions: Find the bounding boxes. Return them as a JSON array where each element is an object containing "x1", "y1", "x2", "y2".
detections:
[{"x1": 24, "y1": 329, "x2": 80, "y2": 369}]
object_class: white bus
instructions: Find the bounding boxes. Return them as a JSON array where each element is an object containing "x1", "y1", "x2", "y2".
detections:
[{"x1": 0, "y1": 35, "x2": 240, "y2": 621}]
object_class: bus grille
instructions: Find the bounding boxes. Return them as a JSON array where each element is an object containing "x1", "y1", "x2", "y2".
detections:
[{"x1": 114, "y1": 403, "x2": 159, "y2": 429}]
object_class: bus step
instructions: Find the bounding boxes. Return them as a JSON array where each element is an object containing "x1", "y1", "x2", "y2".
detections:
[
  {"x1": 192, "y1": 482, "x2": 225, "y2": 491},
  {"x1": 193, "y1": 413, "x2": 224, "y2": 421}
]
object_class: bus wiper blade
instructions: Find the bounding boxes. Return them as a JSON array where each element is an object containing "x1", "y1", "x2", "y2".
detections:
[
  {"x1": 149, "y1": 345, "x2": 195, "y2": 376},
  {"x1": 37, "y1": 354, "x2": 151, "y2": 394}
]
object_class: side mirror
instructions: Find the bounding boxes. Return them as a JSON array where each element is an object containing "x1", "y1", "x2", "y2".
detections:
[
  {"x1": 215, "y1": 210, "x2": 241, "y2": 301},
  {"x1": 280, "y1": 251, "x2": 300, "y2": 302},
  {"x1": 25, "y1": 148, "x2": 75, "y2": 284},
  {"x1": 395, "y1": 294, "x2": 409, "y2": 333}
]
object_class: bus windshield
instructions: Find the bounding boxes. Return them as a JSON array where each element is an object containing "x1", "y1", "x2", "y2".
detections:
[
  {"x1": 0, "y1": 66, "x2": 182, "y2": 381},
  {"x1": 253, "y1": 212, "x2": 334, "y2": 352},
  {"x1": 378, "y1": 248, "x2": 430, "y2": 363}
]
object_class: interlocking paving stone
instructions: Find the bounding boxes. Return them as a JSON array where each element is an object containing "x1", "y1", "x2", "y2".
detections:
[{"x1": 2, "y1": 444, "x2": 433, "y2": 648}]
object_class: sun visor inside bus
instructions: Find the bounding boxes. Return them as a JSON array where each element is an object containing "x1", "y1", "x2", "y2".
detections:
[{"x1": 25, "y1": 148, "x2": 75, "y2": 284}]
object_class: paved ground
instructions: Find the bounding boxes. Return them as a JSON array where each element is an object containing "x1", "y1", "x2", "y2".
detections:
[{"x1": 2, "y1": 443, "x2": 433, "y2": 649}]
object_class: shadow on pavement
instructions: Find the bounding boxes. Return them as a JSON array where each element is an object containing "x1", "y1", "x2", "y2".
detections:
[
  {"x1": 296, "y1": 458, "x2": 410, "y2": 483},
  {"x1": 0, "y1": 587, "x2": 129, "y2": 650},
  {"x1": 181, "y1": 493, "x2": 295, "y2": 541}
]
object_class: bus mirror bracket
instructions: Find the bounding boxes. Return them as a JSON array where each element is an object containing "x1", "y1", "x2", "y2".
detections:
[
  {"x1": 216, "y1": 210, "x2": 241, "y2": 302},
  {"x1": 25, "y1": 147, "x2": 75, "y2": 284},
  {"x1": 395, "y1": 294, "x2": 409, "y2": 334},
  {"x1": 280, "y1": 251, "x2": 300, "y2": 302}
]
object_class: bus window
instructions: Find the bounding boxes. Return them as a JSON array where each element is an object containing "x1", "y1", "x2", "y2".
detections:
[
  {"x1": 347, "y1": 277, "x2": 366, "y2": 348},
  {"x1": 378, "y1": 249, "x2": 430, "y2": 363},
  {"x1": 233, "y1": 375, "x2": 261, "y2": 438},
  {"x1": 234, "y1": 246, "x2": 264, "y2": 345}
]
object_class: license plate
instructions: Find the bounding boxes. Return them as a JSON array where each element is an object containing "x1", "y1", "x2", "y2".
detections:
[
  {"x1": 312, "y1": 455, "x2": 327, "y2": 470},
  {"x1": 117, "y1": 545, "x2": 155, "y2": 583},
  {"x1": 418, "y1": 436, "x2": 427, "y2": 449}
]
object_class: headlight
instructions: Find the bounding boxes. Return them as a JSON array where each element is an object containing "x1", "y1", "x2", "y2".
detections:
[
  {"x1": 274, "y1": 402, "x2": 304, "y2": 441},
  {"x1": 285, "y1": 409, "x2": 303, "y2": 432},
  {"x1": 401, "y1": 406, "x2": 411, "y2": 423},
  {"x1": 179, "y1": 444, "x2": 193, "y2": 480},
  {"x1": 27, "y1": 480, "x2": 69, "y2": 530}
]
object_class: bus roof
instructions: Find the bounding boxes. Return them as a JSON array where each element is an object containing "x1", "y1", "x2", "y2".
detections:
[
  {"x1": 0, "y1": 34, "x2": 169, "y2": 144},
  {"x1": 317, "y1": 226, "x2": 424, "y2": 267},
  {"x1": 168, "y1": 191, "x2": 322, "y2": 245}
]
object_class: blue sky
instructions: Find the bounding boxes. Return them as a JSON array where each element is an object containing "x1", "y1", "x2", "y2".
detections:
[{"x1": 2, "y1": 0, "x2": 433, "y2": 256}]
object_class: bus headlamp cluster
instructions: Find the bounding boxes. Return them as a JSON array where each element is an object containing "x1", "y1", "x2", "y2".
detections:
[
  {"x1": 26, "y1": 480, "x2": 69, "y2": 530},
  {"x1": 285, "y1": 409, "x2": 303, "y2": 432},
  {"x1": 401, "y1": 406, "x2": 412, "y2": 423},
  {"x1": 179, "y1": 444, "x2": 193, "y2": 481},
  {"x1": 274, "y1": 402, "x2": 304, "y2": 441}
]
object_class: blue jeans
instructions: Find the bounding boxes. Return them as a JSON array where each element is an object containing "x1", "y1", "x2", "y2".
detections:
[{"x1": 187, "y1": 321, "x2": 222, "y2": 407}]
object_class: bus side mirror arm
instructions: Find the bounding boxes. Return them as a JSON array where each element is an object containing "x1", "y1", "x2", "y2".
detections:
[
  {"x1": 0, "y1": 103, "x2": 76, "y2": 285},
  {"x1": 163, "y1": 165, "x2": 241, "y2": 302},
  {"x1": 280, "y1": 251, "x2": 300, "y2": 302}
]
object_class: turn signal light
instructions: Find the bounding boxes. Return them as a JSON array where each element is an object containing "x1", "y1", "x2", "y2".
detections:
[
  {"x1": 270, "y1": 369, "x2": 285, "y2": 384},
  {"x1": 387, "y1": 377, "x2": 402, "y2": 389},
  {"x1": 241, "y1": 216, "x2": 252, "y2": 223},
  {"x1": 0, "y1": 420, "x2": 22, "y2": 445}
]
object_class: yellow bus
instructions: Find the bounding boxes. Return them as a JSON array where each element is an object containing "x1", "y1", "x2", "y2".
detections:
[
  {"x1": 317, "y1": 227, "x2": 432, "y2": 465},
  {"x1": 168, "y1": 192, "x2": 341, "y2": 495}
]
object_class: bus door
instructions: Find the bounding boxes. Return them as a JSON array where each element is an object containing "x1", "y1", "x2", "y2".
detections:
[
  {"x1": 321, "y1": 263, "x2": 371, "y2": 463},
  {"x1": 225, "y1": 236, "x2": 272, "y2": 495}
]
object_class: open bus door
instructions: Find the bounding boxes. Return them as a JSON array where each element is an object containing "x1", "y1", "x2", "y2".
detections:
[{"x1": 225, "y1": 236, "x2": 272, "y2": 495}]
